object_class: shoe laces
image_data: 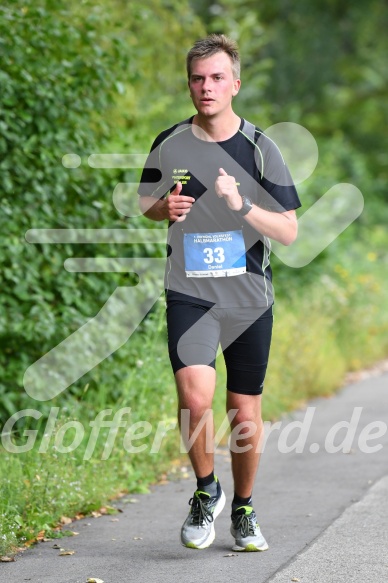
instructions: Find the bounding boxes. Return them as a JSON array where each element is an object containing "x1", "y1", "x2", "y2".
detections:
[
  {"x1": 189, "y1": 491, "x2": 215, "y2": 527},
  {"x1": 232, "y1": 508, "x2": 257, "y2": 537}
]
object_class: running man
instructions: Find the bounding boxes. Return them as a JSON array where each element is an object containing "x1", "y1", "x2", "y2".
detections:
[{"x1": 138, "y1": 34, "x2": 301, "y2": 551}]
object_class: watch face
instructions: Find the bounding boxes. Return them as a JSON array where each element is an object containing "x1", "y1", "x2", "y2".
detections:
[{"x1": 240, "y1": 196, "x2": 252, "y2": 215}]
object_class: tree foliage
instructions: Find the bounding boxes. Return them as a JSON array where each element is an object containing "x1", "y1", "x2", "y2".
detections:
[{"x1": 0, "y1": 0, "x2": 203, "y2": 420}]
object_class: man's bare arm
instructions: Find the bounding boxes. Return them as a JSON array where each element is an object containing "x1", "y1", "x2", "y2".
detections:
[
  {"x1": 243, "y1": 207, "x2": 298, "y2": 246},
  {"x1": 215, "y1": 168, "x2": 298, "y2": 246}
]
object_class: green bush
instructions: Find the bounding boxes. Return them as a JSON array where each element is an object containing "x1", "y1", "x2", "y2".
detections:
[
  {"x1": 0, "y1": 0, "x2": 204, "y2": 422},
  {"x1": 0, "y1": 1, "x2": 132, "y2": 420}
]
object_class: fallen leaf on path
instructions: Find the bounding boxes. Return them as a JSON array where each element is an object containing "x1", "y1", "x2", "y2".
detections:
[
  {"x1": 59, "y1": 550, "x2": 75, "y2": 556},
  {"x1": 133, "y1": 536, "x2": 143, "y2": 540},
  {"x1": 291, "y1": 578, "x2": 300, "y2": 582},
  {"x1": 91, "y1": 511, "x2": 102, "y2": 518},
  {"x1": 0, "y1": 556, "x2": 15, "y2": 562},
  {"x1": 52, "y1": 544, "x2": 62, "y2": 549},
  {"x1": 75, "y1": 513, "x2": 85, "y2": 520},
  {"x1": 110, "y1": 518, "x2": 119, "y2": 522},
  {"x1": 87, "y1": 579, "x2": 104, "y2": 583},
  {"x1": 60, "y1": 516, "x2": 73, "y2": 525},
  {"x1": 224, "y1": 553, "x2": 238, "y2": 557}
]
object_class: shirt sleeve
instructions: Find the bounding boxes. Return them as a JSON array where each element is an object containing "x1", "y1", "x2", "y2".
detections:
[
  {"x1": 138, "y1": 128, "x2": 174, "y2": 199},
  {"x1": 255, "y1": 130, "x2": 302, "y2": 212}
]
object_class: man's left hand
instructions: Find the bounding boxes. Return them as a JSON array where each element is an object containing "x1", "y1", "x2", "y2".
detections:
[{"x1": 215, "y1": 168, "x2": 243, "y2": 211}]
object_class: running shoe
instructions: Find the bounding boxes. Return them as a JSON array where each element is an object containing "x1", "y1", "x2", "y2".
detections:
[
  {"x1": 230, "y1": 505, "x2": 269, "y2": 551},
  {"x1": 181, "y1": 479, "x2": 226, "y2": 549}
]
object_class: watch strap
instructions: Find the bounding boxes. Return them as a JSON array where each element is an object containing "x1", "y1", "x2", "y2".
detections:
[{"x1": 237, "y1": 195, "x2": 253, "y2": 216}]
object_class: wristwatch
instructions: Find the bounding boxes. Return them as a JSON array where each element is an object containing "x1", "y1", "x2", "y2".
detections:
[{"x1": 237, "y1": 195, "x2": 253, "y2": 216}]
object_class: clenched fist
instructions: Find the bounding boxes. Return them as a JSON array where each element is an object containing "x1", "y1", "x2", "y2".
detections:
[
  {"x1": 165, "y1": 181, "x2": 195, "y2": 222},
  {"x1": 215, "y1": 168, "x2": 243, "y2": 211}
]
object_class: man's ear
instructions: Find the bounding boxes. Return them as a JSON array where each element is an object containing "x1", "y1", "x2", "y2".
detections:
[{"x1": 232, "y1": 79, "x2": 241, "y2": 97}]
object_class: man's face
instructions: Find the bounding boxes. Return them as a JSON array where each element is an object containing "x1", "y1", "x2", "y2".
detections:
[{"x1": 188, "y1": 52, "x2": 241, "y2": 118}]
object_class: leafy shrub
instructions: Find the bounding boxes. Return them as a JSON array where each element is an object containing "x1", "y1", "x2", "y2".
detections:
[{"x1": 0, "y1": 1, "x2": 134, "y2": 420}]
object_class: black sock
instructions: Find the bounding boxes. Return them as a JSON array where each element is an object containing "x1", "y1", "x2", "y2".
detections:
[
  {"x1": 196, "y1": 471, "x2": 215, "y2": 491},
  {"x1": 197, "y1": 472, "x2": 217, "y2": 496},
  {"x1": 232, "y1": 493, "x2": 252, "y2": 512}
]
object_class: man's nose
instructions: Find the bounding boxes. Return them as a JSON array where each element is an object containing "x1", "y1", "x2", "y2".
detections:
[{"x1": 202, "y1": 78, "x2": 213, "y2": 92}]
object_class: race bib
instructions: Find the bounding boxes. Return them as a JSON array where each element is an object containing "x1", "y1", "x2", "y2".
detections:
[{"x1": 183, "y1": 230, "x2": 246, "y2": 277}]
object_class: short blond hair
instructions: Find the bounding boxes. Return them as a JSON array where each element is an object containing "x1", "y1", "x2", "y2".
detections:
[{"x1": 186, "y1": 34, "x2": 240, "y2": 80}]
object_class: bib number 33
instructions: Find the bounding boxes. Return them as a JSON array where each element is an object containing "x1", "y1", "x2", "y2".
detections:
[
  {"x1": 183, "y1": 230, "x2": 246, "y2": 278},
  {"x1": 203, "y1": 247, "x2": 225, "y2": 264}
]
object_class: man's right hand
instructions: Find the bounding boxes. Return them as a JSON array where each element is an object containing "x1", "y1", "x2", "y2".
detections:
[
  {"x1": 164, "y1": 181, "x2": 195, "y2": 222},
  {"x1": 139, "y1": 182, "x2": 195, "y2": 222}
]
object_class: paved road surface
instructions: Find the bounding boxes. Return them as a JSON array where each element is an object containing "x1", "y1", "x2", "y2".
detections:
[{"x1": 2, "y1": 373, "x2": 388, "y2": 583}]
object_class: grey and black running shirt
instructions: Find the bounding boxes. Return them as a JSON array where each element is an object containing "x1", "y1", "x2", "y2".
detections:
[{"x1": 138, "y1": 116, "x2": 301, "y2": 308}]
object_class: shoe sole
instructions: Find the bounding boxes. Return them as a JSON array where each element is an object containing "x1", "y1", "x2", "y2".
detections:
[
  {"x1": 232, "y1": 541, "x2": 269, "y2": 552},
  {"x1": 182, "y1": 489, "x2": 226, "y2": 550}
]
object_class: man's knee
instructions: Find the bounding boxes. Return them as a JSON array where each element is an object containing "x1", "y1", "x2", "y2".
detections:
[
  {"x1": 176, "y1": 366, "x2": 215, "y2": 421},
  {"x1": 227, "y1": 395, "x2": 263, "y2": 432}
]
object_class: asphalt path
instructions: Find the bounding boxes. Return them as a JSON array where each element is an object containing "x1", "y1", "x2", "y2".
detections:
[{"x1": 2, "y1": 373, "x2": 388, "y2": 583}]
